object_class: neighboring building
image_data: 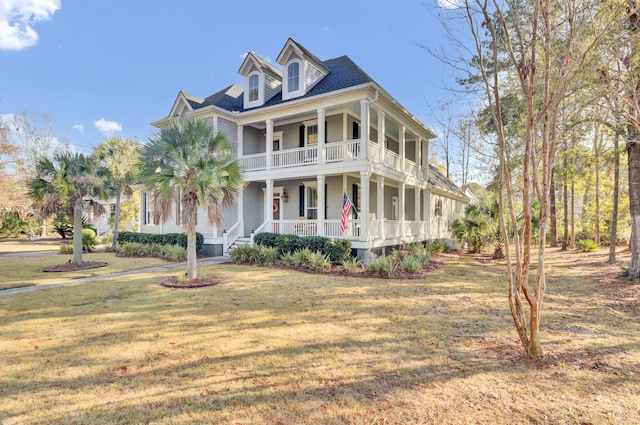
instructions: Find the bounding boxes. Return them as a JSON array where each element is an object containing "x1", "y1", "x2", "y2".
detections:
[{"x1": 143, "y1": 38, "x2": 468, "y2": 258}]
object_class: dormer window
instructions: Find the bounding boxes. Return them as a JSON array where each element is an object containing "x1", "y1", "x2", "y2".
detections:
[
  {"x1": 287, "y1": 62, "x2": 299, "y2": 92},
  {"x1": 248, "y1": 74, "x2": 259, "y2": 102}
]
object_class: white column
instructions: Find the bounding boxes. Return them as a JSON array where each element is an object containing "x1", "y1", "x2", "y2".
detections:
[
  {"x1": 377, "y1": 110, "x2": 386, "y2": 164},
  {"x1": 265, "y1": 179, "x2": 273, "y2": 228},
  {"x1": 377, "y1": 176, "x2": 385, "y2": 240},
  {"x1": 424, "y1": 189, "x2": 431, "y2": 239},
  {"x1": 415, "y1": 187, "x2": 420, "y2": 237},
  {"x1": 317, "y1": 175, "x2": 325, "y2": 236},
  {"x1": 238, "y1": 188, "x2": 245, "y2": 236},
  {"x1": 237, "y1": 125, "x2": 244, "y2": 161},
  {"x1": 266, "y1": 119, "x2": 273, "y2": 170},
  {"x1": 415, "y1": 136, "x2": 420, "y2": 177},
  {"x1": 400, "y1": 126, "x2": 406, "y2": 172},
  {"x1": 360, "y1": 99, "x2": 369, "y2": 160},
  {"x1": 317, "y1": 108, "x2": 325, "y2": 165},
  {"x1": 360, "y1": 171, "x2": 370, "y2": 241},
  {"x1": 399, "y1": 182, "x2": 405, "y2": 237}
]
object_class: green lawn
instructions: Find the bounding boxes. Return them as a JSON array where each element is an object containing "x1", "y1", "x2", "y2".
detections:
[
  {"x1": 0, "y1": 249, "x2": 638, "y2": 424},
  {"x1": 0, "y1": 252, "x2": 172, "y2": 290}
]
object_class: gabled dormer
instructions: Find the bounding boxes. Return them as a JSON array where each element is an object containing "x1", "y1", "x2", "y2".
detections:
[
  {"x1": 238, "y1": 52, "x2": 282, "y2": 109},
  {"x1": 276, "y1": 38, "x2": 330, "y2": 101},
  {"x1": 169, "y1": 91, "x2": 203, "y2": 119}
]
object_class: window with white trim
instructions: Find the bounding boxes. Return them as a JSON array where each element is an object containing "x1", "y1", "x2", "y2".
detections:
[
  {"x1": 248, "y1": 74, "x2": 259, "y2": 102},
  {"x1": 304, "y1": 120, "x2": 318, "y2": 146},
  {"x1": 143, "y1": 192, "x2": 156, "y2": 225},
  {"x1": 287, "y1": 61, "x2": 299, "y2": 92}
]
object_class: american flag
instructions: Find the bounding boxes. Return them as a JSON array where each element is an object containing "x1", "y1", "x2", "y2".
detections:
[{"x1": 340, "y1": 189, "x2": 353, "y2": 235}]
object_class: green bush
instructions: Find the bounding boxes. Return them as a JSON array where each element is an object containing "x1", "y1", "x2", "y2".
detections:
[
  {"x1": 59, "y1": 243, "x2": 73, "y2": 254},
  {"x1": 254, "y1": 232, "x2": 351, "y2": 265},
  {"x1": 0, "y1": 211, "x2": 29, "y2": 238},
  {"x1": 292, "y1": 248, "x2": 313, "y2": 268},
  {"x1": 576, "y1": 239, "x2": 598, "y2": 252},
  {"x1": 366, "y1": 256, "x2": 397, "y2": 278},
  {"x1": 120, "y1": 242, "x2": 147, "y2": 256},
  {"x1": 117, "y1": 231, "x2": 203, "y2": 251},
  {"x1": 307, "y1": 251, "x2": 331, "y2": 272},
  {"x1": 427, "y1": 239, "x2": 448, "y2": 254},
  {"x1": 341, "y1": 257, "x2": 361, "y2": 273},
  {"x1": 229, "y1": 245, "x2": 255, "y2": 263},
  {"x1": 161, "y1": 244, "x2": 187, "y2": 261},
  {"x1": 281, "y1": 251, "x2": 296, "y2": 267},
  {"x1": 119, "y1": 242, "x2": 187, "y2": 261},
  {"x1": 82, "y1": 228, "x2": 98, "y2": 252},
  {"x1": 255, "y1": 245, "x2": 279, "y2": 264},
  {"x1": 399, "y1": 255, "x2": 423, "y2": 273}
]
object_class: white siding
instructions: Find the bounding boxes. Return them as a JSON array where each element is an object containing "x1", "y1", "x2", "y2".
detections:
[{"x1": 306, "y1": 61, "x2": 325, "y2": 91}]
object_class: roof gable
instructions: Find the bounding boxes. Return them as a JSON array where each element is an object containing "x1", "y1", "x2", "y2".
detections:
[
  {"x1": 276, "y1": 38, "x2": 328, "y2": 74},
  {"x1": 238, "y1": 52, "x2": 282, "y2": 79}
]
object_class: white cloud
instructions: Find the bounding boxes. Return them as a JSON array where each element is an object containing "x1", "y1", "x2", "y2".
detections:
[
  {"x1": 94, "y1": 118, "x2": 122, "y2": 136},
  {"x1": 72, "y1": 123, "x2": 84, "y2": 134},
  {"x1": 437, "y1": 0, "x2": 462, "y2": 9},
  {"x1": 239, "y1": 51, "x2": 271, "y2": 63},
  {"x1": 0, "y1": 0, "x2": 61, "y2": 51}
]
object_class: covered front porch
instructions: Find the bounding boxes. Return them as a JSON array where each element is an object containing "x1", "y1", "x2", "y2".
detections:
[{"x1": 223, "y1": 173, "x2": 433, "y2": 253}]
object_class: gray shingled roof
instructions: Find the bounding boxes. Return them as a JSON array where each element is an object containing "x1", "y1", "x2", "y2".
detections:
[
  {"x1": 187, "y1": 55, "x2": 373, "y2": 113},
  {"x1": 428, "y1": 164, "x2": 468, "y2": 199}
]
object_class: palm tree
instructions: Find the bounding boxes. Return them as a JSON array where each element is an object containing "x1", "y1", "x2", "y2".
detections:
[
  {"x1": 140, "y1": 118, "x2": 244, "y2": 279},
  {"x1": 29, "y1": 151, "x2": 108, "y2": 264},
  {"x1": 95, "y1": 137, "x2": 141, "y2": 249}
]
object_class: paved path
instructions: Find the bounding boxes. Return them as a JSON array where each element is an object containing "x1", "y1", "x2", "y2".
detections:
[
  {"x1": 0, "y1": 256, "x2": 231, "y2": 296},
  {"x1": 0, "y1": 250, "x2": 58, "y2": 258}
]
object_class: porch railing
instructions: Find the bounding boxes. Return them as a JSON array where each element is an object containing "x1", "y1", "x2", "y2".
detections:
[
  {"x1": 242, "y1": 153, "x2": 266, "y2": 171},
  {"x1": 250, "y1": 220, "x2": 270, "y2": 247},
  {"x1": 223, "y1": 220, "x2": 243, "y2": 254},
  {"x1": 273, "y1": 146, "x2": 317, "y2": 168},
  {"x1": 324, "y1": 140, "x2": 361, "y2": 162}
]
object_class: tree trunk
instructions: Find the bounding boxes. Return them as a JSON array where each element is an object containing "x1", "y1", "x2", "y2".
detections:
[
  {"x1": 570, "y1": 180, "x2": 575, "y2": 248},
  {"x1": 562, "y1": 171, "x2": 568, "y2": 251},
  {"x1": 594, "y1": 121, "x2": 601, "y2": 246},
  {"x1": 627, "y1": 4, "x2": 640, "y2": 279},
  {"x1": 73, "y1": 203, "x2": 83, "y2": 265},
  {"x1": 187, "y1": 230, "x2": 197, "y2": 279},
  {"x1": 609, "y1": 132, "x2": 620, "y2": 263},
  {"x1": 549, "y1": 170, "x2": 558, "y2": 247},
  {"x1": 41, "y1": 218, "x2": 47, "y2": 238},
  {"x1": 112, "y1": 190, "x2": 121, "y2": 250}
]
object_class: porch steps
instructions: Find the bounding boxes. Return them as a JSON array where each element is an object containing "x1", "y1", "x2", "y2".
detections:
[{"x1": 227, "y1": 236, "x2": 252, "y2": 253}]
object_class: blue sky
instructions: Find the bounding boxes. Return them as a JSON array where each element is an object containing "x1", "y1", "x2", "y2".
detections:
[{"x1": 0, "y1": 0, "x2": 466, "y2": 152}]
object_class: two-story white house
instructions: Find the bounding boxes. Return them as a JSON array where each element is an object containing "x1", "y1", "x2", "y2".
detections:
[{"x1": 143, "y1": 38, "x2": 468, "y2": 258}]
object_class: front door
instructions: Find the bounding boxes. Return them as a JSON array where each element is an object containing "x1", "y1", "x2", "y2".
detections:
[{"x1": 273, "y1": 196, "x2": 281, "y2": 233}]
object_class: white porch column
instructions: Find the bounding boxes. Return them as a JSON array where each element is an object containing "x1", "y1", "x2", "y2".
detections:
[
  {"x1": 400, "y1": 126, "x2": 406, "y2": 172},
  {"x1": 317, "y1": 108, "x2": 325, "y2": 165},
  {"x1": 415, "y1": 187, "x2": 420, "y2": 237},
  {"x1": 237, "y1": 125, "x2": 244, "y2": 161},
  {"x1": 265, "y1": 179, "x2": 273, "y2": 229},
  {"x1": 377, "y1": 110, "x2": 386, "y2": 164},
  {"x1": 238, "y1": 188, "x2": 245, "y2": 236},
  {"x1": 415, "y1": 136, "x2": 420, "y2": 178},
  {"x1": 360, "y1": 171, "x2": 370, "y2": 241},
  {"x1": 377, "y1": 176, "x2": 385, "y2": 240},
  {"x1": 266, "y1": 119, "x2": 273, "y2": 170},
  {"x1": 317, "y1": 175, "x2": 325, "y2": 236},
  {"x1": 360, "y1": 99, "x2": 369, "y2": 160},
  {"x1": 399, "y1": 182, "x2": 405, "y2": 237}
]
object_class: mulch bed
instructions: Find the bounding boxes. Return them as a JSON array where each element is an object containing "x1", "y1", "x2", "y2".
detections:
[
  {"x1": 159, "y1": 275, "x2": 223, "y2": 288},
  {"x1": 43, "y1": 261, "x2": 109, "y2": 272}
]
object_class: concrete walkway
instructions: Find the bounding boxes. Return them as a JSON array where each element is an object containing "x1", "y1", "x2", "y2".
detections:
[
  {"x1": 0, "y1": 256, "x2": 231, "y2": 296},
  {"x1": 0, "y1": 250, "x2": 58, "y2": 258}
]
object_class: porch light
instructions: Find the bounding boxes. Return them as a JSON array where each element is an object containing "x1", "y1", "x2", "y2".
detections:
[{"x1": 282, "y1": 188, "x2": 289, "y2": 203}]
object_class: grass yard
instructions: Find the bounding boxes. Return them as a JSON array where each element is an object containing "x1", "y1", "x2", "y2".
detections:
[
  {"x1": 0, "y1": 248, "x2": 638, "y2": 424},
  {"x1": 0, "y1": 252, "x2": 172, "y2": 290}
]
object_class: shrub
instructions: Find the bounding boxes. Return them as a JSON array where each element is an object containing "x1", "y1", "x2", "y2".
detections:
[
  {"x1": 292, "y1": 248, "x2": 313, "y2": 268},
  {"x1": 229, "y1": 245, "x2": 255, "y2": 263},
  {"x1": 0, "y1": 211, "x2": 29, "y2": 238},
  {"x1": 82, "y1": 229, "x2": 98, "y2": 252},
  {"x1": 341, "y1": 257, "x2": 361, "y2": 273},
  {"x1": 324, "y1": 238, "x2": 352, "y2": 264},
  {"x1": 116, "y1": 231, "x2": 203, "y2": 250},
  {"x1": 255, "y1": 245, "x2": 279, "y2": 264},
  {"x1": 307, "y1": 251, "x2": 331, "y2": 272},
  {"x1": 253, "y1": 232, "x2": 279, "y2": 248},
  {"x1": 427, "y1": 239, "x2": 448, "y2": 254},
  {"x1": 161, "y1": 244, "x2": 187, "y2": 261},
  {"x1": 399, "y1": 255, "x2": 423, "y2": 273},
  {"x1": 59, "y1": 243, "x2": 73, "y2": 254},
  {"x1": 120, "y1": 242, "x2": 147, "y2": 257},
  {"x1": 576, "y1": 239, "x2": 598, "y2": 252},
  {"x1": 366, "y1": 256, "x2": 397, "y2": 278},
  {"x1": 281, "y1": 251, "x2": 297, "y2": 267},
  {"x1": 275, "y1": 234, "x2": 304, "y2": 255}
]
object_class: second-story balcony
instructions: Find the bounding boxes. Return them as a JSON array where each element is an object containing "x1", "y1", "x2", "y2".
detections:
[{"x1": 241, "y1": 138, "x2": 426, "y2": 180}]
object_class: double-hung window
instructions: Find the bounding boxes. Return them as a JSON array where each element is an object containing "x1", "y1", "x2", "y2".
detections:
[
  {"x1": 248, "y1": 74, "x2": 259, "y2": 102},
  {"x1": 287, "y1": 62, "x2": 299, "y2": 92}
]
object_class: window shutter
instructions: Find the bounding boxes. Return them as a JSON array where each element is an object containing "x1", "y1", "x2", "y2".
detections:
[
  {"x1": 352, "y1": 122, "x2": 359, "y2": 140},
  {"x1": 325, "y1": 184, "x2": 328, "y2": 217},
  {"x1": 352, "y1": 184, "x2": 358, "y2": 218},
  {"x1": 299, "y1": 185, "x2": 305, "y2": 217},
  {"x1": 325, "y1": 121, "x2": 328, "y2": 142},
  {"x1": 299, "y1": 125, "x2": 305, "y2": 147}
]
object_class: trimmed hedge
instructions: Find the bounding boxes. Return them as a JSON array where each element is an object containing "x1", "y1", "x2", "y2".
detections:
[
  {"x1": 254, "y1": 232, "x2": 351, "y2": 265},
  {"x1": 117, "y1": 231, "x2": 204, "y2": 251}
]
